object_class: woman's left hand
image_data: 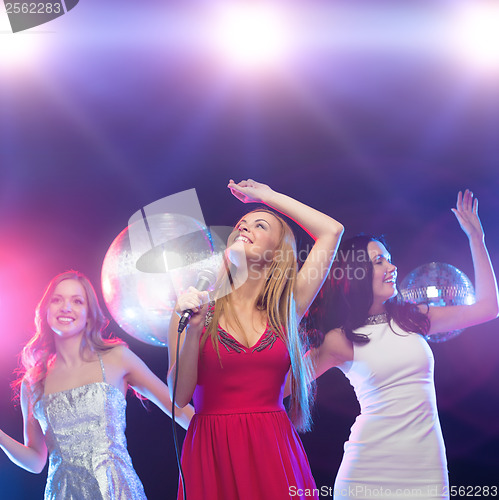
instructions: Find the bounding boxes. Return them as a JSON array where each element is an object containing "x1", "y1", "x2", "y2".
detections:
[
  {"x1": 228, "y1": 179, "x2": 274, "y2": 204},
  {"x1": 426, "y1": 189, "x2": 499, "y2": 335},
  {"x1": 451, "y1": 189, "x2": 484, "y2": 241}
]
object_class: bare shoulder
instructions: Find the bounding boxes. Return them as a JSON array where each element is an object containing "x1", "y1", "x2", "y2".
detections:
[
  {"x1": 99, "y1": 345, "x2": 143, "y2": 391},
  {"x1": 100, "y1": 344, "x2": 136, "y2": 367},
  {"x1": 20, "y1": 378, "x2": 30, "y2": 402},
  {"x1": 322, "y1": 328, "x2": 354, "y2": 364},
  {"x1": 20, "y1": 378, "x2": 35, "y2": 414}
]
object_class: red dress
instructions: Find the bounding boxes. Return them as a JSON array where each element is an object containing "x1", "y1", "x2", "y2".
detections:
[{"x1": 178, "y1": 321, "x2": 317, "y2": 500}]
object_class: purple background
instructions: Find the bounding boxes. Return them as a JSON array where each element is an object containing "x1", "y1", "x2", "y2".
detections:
[{"x1": 1, "y1": 1, "x2": 498, "y2": 498}]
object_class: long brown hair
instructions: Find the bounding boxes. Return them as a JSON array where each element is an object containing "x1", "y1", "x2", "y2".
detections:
[
  {"x1": 204, "y1": 208, "x2": 315, "y2": 432},
  {"x1": 14, "y1": 271, "x2": 123, "y2": 405},
  {"x1": 309, "y1": 235, "x2": 429, "y2": 343}
]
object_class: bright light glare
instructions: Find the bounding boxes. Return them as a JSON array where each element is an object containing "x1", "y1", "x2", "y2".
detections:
[
  {"x1": 211, "y1": 3, "x2": 290, "y2": 69},
  {"x1": 102, "y1": 276, "x2": 113, "y2": 299},
  {"x1": 0, "y1": 14, "x2": 43, "y2": 70},
  {"x1": 124, "y1": 308, "x2": 137, "y2": 320},
  {"x1": 426, "y1": 286, "x2": 440, "y2": 299},
  {"x1": 452, "y1": 3, "x2": 499, "y2": 70},
  {"x1": 464, "y1": 294, "x2": 476, "y2": 305}
]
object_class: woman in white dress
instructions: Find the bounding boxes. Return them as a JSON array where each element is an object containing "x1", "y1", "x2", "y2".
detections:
[{"x1": 308, "y1": 190, "x2": 498, "y2": 500}]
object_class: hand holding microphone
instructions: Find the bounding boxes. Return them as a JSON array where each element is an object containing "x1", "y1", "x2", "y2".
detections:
[{"x1": 177, "y1": 270, "x2": 216, "y2": 334}]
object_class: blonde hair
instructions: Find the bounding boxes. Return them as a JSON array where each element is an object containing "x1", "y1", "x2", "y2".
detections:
[
  {"x1": 204, "y1": 208, "x2": 315, "y2": 432},
  {"x1": 14, "y1": 270, "x2": 123, "y2": 405}
]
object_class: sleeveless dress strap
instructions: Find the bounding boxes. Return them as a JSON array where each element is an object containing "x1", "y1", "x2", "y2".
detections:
[{"x1": 97, "y1": 352, "x2": 107, "y2": 384}]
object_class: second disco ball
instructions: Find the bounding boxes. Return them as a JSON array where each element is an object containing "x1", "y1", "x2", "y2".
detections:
[{"x1": 399, "y1": 262, "x2": 475, "y2": 343}]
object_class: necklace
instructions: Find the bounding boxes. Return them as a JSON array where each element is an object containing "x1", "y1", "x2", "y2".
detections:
[{"x1": 365, "y1": 312, "x2": 389, "y2": 325}]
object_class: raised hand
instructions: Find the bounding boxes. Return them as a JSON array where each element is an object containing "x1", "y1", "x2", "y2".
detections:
[
  {"x1": 451, "y1": 189, "x2": 484, "y2": 241},
  {"x1": 425, "y1": 189, "x2": 498, "y2": 334},
  {"x1": 227, "y1": 179, "x2": 274, "y2": 204}
]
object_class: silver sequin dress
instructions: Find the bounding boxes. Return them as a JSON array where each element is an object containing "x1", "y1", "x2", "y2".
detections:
[{"x1": 33, "y1": 355, "x2": 147, "y2": 500}]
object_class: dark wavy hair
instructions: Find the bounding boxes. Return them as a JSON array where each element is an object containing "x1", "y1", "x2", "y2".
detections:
[{"x1": 309, "y1": 234, "x2": 429, "y2": 343}]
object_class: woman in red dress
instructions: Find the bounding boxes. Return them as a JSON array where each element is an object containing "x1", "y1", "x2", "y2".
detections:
[{"x1": 168, "y1": 179, "x2": 344, "y2": 500}]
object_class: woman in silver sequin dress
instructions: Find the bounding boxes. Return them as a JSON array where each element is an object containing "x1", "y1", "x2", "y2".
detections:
[
  {"x1": 0, "y1": 270, "x2": 193, "y2": 499},
  {"x1": 308, "y1": 190, "x2": 499, "y2": 500}
]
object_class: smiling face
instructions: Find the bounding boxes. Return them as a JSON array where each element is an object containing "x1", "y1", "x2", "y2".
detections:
[
  {"x1": 46, "y1": 279, "x2": 88, "y2": 338},
  {"x1": 368, "y1": 240, "x2": 398, "y2": 312},
  {"x1": 230, "y1": 210, "x2": 282, "y2": 265}
]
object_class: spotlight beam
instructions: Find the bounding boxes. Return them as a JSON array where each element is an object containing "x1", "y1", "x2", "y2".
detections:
[{"x1": 209, "y1": 3, "x2": 291, "y2": 70}]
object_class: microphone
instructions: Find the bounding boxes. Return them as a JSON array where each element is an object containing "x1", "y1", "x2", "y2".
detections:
[{"x1": 178, "y1": 270, "x2": 217, "y2": 333}]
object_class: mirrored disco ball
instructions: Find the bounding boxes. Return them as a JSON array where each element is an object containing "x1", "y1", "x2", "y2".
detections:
[
  {"x1": 399, "y1": 262, "x2": 475, "y2": 343},
  {"x1": 101, "y1": 214, "x2": 224, "y2": 347}
]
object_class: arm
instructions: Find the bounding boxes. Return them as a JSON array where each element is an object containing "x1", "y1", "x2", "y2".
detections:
[
  {"x1": 228, "y1": 179, "x2": 344, "y2": 320},
  {"x1": 166, "y1": 287, "x2": 209, "y2": 408},
  {"x1": 283, "y1": 328, "x2": 353, "y2": 397},
  {"x1": 308, "y1": 328, "x2": 354, "y2": 378},
  {"x1": 425, "y1": 190, "x2": 499, "y2": 335},
  {"x1": 119, "y1": 347, "x2": 194, "y2": 431},
  {"x1": 0, "y1": 383, "x2": 47, "y2": 473}
]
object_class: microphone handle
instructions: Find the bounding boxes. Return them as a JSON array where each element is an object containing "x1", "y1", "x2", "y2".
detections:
[
  {"x1": 177, "y1": 273, "x2": 214, "y2": 333},
  {"x1": 178, "y1": 309, "x2": 194, "y2": 331}
]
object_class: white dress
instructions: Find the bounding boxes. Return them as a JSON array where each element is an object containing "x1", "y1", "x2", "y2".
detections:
[{"x1": 334, "y1": 320, "x2": 449, "y2": 500}]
